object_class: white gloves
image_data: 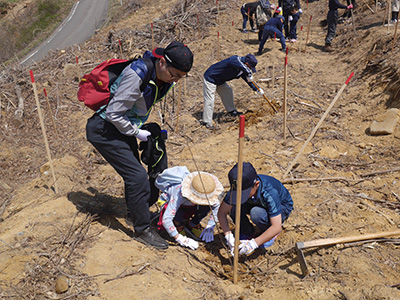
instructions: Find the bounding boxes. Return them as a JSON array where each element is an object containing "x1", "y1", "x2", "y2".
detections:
[
  {"x1": 289, "y1": 15, "x2": 293, "y2": 22},
  {"x1": 200, "y1": 224, "x2": 215, "y2": 243},
  {"x1": 135, "y1": 129, "x2": 151, "y2": 141},
  {"x1": 299, "y1": 8, "x2": 303, "y2": 14},
  {"x1": 176, "y1": 234, "x2": 199, "y2": 250},
  {"x1": 246, "y1": 74, "x2": 254, "y2": 82},
  {"x1": 225, "y1": 232, "x2": 235, "y2": 256},
  {"x1": 257, "y1": 88, "x2": 264, "y2": 96},
  {"x1": 238, "y1": 238, "x2": 258, "y2": 255}
]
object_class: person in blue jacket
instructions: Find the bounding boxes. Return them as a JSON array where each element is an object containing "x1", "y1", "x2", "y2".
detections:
[
  {"x1": 279, "y1": 0, "x2": 301, "y2": 38},
  {"x1": 241, "y1": 2, "x2": 259, "y2": 33},
  {"x1": 324, "y1": 0, "x2": 353, "y2": 51},
  {"x1": 86, "y1": 41, "x2": 193, "y2": 250},
  {"x1": 217, "y1": 162, "x2": 293, "y2": 256},
  {"x1": 258, "y1": 15, "x2": 287, "y2": 55},
  {"x1": 202, "y1": 54, "x2": 263, "y2": 129}
]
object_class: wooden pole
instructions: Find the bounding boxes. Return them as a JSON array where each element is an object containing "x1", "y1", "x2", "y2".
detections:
[
  {"x1": 392, "y1": 19, "x2": 399, "y2": 52},
  {"x1": 304, "y1": 15, "x2": 312, "y2": 51},
  {"x1": 383, "y1": 1, "x2": 389, "y2": 26},
  {"x1": 351, "y1": 8, "x2": 356, "y2": 35},
  {"x1": 75, "y1": 56, "x2": 81, "y2": 83},
  {"x1": 151, "y1": 23, "x2": 154, "y2": 50},
  {"x1": 283, "y1": 72, "x2": 354, "y2": 178},
  {"x1": 175, "y1": 81, "x2": 182, "y2": 130},
  {"x1": 252, "y1": 81, "x2": 278, "y2": 113},
  {"x1": 119, "y1": 40, "x2": 124, "y2": 59},
  {"x1": 197, "y1": 14, "x2": 200, "y2": 38},
  {"x1": 217, "y1": 0, "x2": 219, "y2": 25},
  {"x1": 217, "y1": 31, "x2": 220, "y2": 61},
  {"x1": 233, "y1": 115, "x2": 245, "y2": 284},
  {"x1": 43, "y1": 88, "x2": 59, "y2": 139},
  {"x1": 388, "y1": 0, "x2": 392, "y2": 33},
  {"x1": 272, "y1": 63, "x2": 275, "y2": 87},
  {"x1": 30, "y1": 71, "x2": 58, "y2": 194},
  {"x1": 283, "y1": 51, "x2": 288, "y2": 139}
]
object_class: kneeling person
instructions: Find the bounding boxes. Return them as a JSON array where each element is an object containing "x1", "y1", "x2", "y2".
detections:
[{"x1": 217, "y1": 162, "x2": 293, "y2": 255}]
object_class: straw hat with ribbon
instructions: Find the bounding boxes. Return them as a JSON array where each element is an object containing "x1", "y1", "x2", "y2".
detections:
[{"x1": 181, "y1": 172, "x2": 224, "y2": 206}]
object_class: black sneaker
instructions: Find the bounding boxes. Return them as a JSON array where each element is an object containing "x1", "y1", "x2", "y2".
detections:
[
  {"x1": 228, "y1": 110, "x2": 243, "y2": 117},
  {"x1": 135, "y1": 226, "x2": 169, "y2": 249}
]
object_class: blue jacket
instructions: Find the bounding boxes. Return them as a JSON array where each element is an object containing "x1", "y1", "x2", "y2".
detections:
[
  {"x1": 264, "y1": 17, "x2": 284, "y2": 32},
  {"x1": 223, "y1": 174, "x2": 293, "y2": 221},
  {"x1": 204, "y1": 55, "x2": 257, "y2": 91},
  {"x1": 100, "y1": 51, "x2": 174, "y2": 136},
  {"x1": 329, "y1": 0, "x2": 347, "y2": 11}
]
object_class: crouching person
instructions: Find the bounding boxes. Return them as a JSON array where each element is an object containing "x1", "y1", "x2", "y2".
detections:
[
  {"x1": 217, "y1": 162, "x2": 293, "y2": 255},
  {"x1": 155, "y1": 166, "x2": 224, "y2": 250}
]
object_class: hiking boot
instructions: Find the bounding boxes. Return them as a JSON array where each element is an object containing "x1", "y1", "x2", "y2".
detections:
[
  {"x1": 242, "y1": 29, "x2": 248, "y2": 33},
  {"x1": 324, "y1": 43, "x2": 334, "y2": 52},
  {"x1": 228, "y1": 110, "x2": 243, "y2": 117},
  {"x1": 135, "y1": 226, "x2": 169, "y2": 249}
]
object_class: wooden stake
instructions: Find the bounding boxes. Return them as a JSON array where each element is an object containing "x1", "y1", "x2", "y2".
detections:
[
  {"x1": 217, "y1": 0, "x2": 219, "y2": 25},
  {"x1": 383, "y1": 1, "x2": 389, "y2": 26},
  {"x1": 197, "y1": 14, "x2": 200, "y2": 38},
  {"x1": 283, "y1": 72, "x2": 354, "y2": 178},
  {"x1": 151, "y1": 23, "x2": 154, "y2": 50},
  {"x1": 175, "y1": 81, "x2": 182, "y2": 130},
  {"x1": 75, "y1": 56, "x2": 81, "y2": 83},
  {"x1": 118, "y1": 40, "x2": 123, "y2": 59},
  {"x1": 233, "y1": 115, "x2": 245, "y2": 284},
  {"x1": 217, "y1": 31, "x2": 220, "y2": 61},
  {"x1": 30, "y1": 71, "x2": 58, "y2": 194},
  {"x1": 305, "y1": 15, "x2": 312, "y2": 51},
  {"x1": 393, "y1": 20, "x2": 399, "y2": 52},
  {"x1": 388, "y1": 0, "x2": 392, "y2": 33},
  {"x1": 283, "y1": 52, "x2": 288, "y2": 139},
  {"x1": 351, "y1": 8, "x2": 356, "y2": 35},
  {"x1": 184, "y1": 75, "x2": 187, "y2": 96},
  {"x1": 43, "y1": 88, "x2": 59, "y2": 139},
  {"x1": 272, "y1": 63, "x2": 275, "y2": 87}
]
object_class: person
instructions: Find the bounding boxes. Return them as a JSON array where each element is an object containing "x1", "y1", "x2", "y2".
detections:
[
  {"x1": 287, "y1": 4, "x2": 302, "y2": 42},
  {"x1": 241, "y1": 2, "x2": 260, "y2": 33},
  {"x1": 390, "y1": 0, "x2": 399, "y2": 24},
  {"x1": 86, "y1": 41, "x2": 194, "y2": 250},
  {"x1": 217, "y1": 162, "x2": 293, "y2": 256},
  {"x1": 324, "y1": 0, "x2": 353, "y2": 52},
  {"x1": 279, "y1": 0, "x2": 301, "y2": 39},
  {"x1": 202, "y1": 54, "x2": 263, "y2": 129},
  {"x1": 258, "y1": 15, "x2": 287, "y2": 54},
  {"x1": 155, "y1": 166, "x2": 223, "y2": 250}
]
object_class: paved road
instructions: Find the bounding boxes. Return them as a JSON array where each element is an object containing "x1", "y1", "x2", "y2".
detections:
[{"x1": 20, "y1": 0, "x2": 109, "y2": 66}]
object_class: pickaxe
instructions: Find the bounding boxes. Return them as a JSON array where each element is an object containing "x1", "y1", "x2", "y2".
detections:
[{"x1": 296, "y1": 230, "x2": 400, "y2": 276}]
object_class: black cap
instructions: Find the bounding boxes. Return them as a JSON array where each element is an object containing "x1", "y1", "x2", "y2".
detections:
[
  {"x1": 153, "y1": 41, "x2": 194, "y2": 72},
  {"x1": 227, "y1": 162, "x2": 258, "y2": 205}
]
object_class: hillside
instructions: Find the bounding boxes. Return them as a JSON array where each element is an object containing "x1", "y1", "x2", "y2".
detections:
[{"x1": 1, "y1": 0, "x2": 400, "y2": 299}]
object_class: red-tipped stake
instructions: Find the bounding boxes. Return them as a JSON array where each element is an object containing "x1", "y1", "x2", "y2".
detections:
[
  {"x1": 233, "y1": 115, "x2": 246, "y2": 284},
  {"x1": 29, "y1": 70, "x2": 58, "y2": 193},
  {"x1": 283, "y1": 54, "x2": 288, "y2": 139},
  {"x1": 151, "y1": 23, "x2": 154, "y2": 50},
  {"x1": 118, "y1": 40, "x2": 123, "y2": 59},
  {"x1": 43, "y1": 88, "x2": 58, "y2": 138},
  {"x1": 75, "y1": 56, "x2": 81, "y2": 82},
  {"x1": 283, "y1": 72, "x2": 355, "y2": 178},
  {"x1": 217, "y1": 31, "x2": 220, "y2": 61},
  {"x1": 304, "y1": 15, "x2": 312, "y2": 52}
]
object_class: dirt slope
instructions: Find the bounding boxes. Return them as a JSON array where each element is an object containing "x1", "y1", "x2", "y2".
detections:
[{"x1": 1, "y1": 0, "x2": 400, "y2": 299}]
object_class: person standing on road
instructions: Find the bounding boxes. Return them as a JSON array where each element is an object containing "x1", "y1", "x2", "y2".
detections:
[
  {"x1": 86, "y1": 41, "x2": 194, "y2": 250},
  {"x1": 324, "y1": 0, "x2": 353, "y2": 51},
  {"x1": 217, "y1": 162, "x2": 293, "y2": 256},
  {"x1": 201, "y1": 54, "x2": 262, "y2": 129}
]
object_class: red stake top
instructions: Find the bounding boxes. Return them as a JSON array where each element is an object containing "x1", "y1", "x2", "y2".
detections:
[
  {"x1": 239, "y1": 115, "x2": 245, "y2": 138},
  {"x1": 345, "y1": 72, "x2": 355, "y2": 85},
  {"x1": 285, "y1": 56, "x2": 288, "y2": 66},
  {"x1": 29, "y1": 70, "x2": 35, "y2": 83},
  {"x1": 151, "y1": 23, "x2": 153, "y2": 28},
  {"x1": 286, "y1": 47, "x2": 289, "y2": 55},
  {"x1": 43, "y1": 88, "x2": 47, "y2": 97},
  {"x1": 75, "y1": 56, "x2": 79, "y2": 64},
  {"x1": 218, "y1": 31, "x2": 219, "y2": 37},
  {"x1": 310, "y1": 15, "x2": 313, "y2": 22}
]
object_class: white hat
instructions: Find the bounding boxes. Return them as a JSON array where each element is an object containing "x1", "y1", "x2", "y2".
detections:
[{"x1": 181, "y1": 172, "x2": 224, "y2": 206}]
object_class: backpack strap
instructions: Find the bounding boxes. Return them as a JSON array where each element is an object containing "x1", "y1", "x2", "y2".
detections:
[{"x1": 139, "y1": 57, "x2": 155, "y2": 92}]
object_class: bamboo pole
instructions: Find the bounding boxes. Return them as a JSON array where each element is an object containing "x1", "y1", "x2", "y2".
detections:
[
  {"x1": 283, "y1": 72, "x2": 354, "y2": 178},
  {"x1": 43, "y1": 88, "x2": 59, "y2": 139},
  {"x1": 272, "y1": 63, "x2": 275, "y2": 87},
  {"x1": 304, "y1": 15, "x2": 312, "y2": 51},
  {"x1": 75, "y1": 56, "x2": 81, "y2": 83},
  {"x1": 30, "y1": 71, "x2": 58, "y2": 194},
  {"x1": 351, "y1": 8, "x2": 356, "y2": 35},
  {"x1": 233, "y1": 115, "x2": 245, "y2": 284},
  {"x1": 283, "y1": 52, "x2": 288, "y2": 139},
  {"x1": 392, "y1": 20, "x2": 399, "y2": 52},
  {"x1": 151, "y1": 23, "x2": 154, "y2": 50},
  {"x1": 197, "y1": 14, "x2": 200, "y2": 38},
  {"x1": 175, "y1": 81, "x2": 182, "y2": 130},
  {"x1": 217, "y1": 31, "x2": 220, "y2": 61}
]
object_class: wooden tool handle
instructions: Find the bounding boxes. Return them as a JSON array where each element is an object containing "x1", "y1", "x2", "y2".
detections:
[{"x1": 298, "y1": 230, "x2": 400, "y2": 249}]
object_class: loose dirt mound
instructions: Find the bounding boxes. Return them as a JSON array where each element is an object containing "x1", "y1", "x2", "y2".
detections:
[{"x1": 1, "y1": 0, "x2": 400, "y2": 299}]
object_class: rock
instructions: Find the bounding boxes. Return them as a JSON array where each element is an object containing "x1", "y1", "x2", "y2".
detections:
[
  {"x1": 55, "y1": 275, "x2": 69, "y2": 294},
  {"x1": 369, "y1": 108, "x2": 399, "y2": 135}
]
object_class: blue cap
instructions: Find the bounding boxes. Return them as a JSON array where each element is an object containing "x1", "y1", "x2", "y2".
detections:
[
  {"x1": 227, "y1": 162, "x2": 258, "y2": 205},
  {"x1": 244, "y1": 54, "x2": 258, "y2": 73}
]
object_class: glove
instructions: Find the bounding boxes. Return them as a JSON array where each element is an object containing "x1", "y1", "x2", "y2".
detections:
[
  {"x1": 246, "y1": 74, "x2": 254, "y2": 82},
  {"x1": 176, "y1": 234, "x2": 199, "y2": 250},
  {"x1": 199, "y1": 224, "x2": 215, "y2": 243},
  {"x1": 225, "y1": 232, "x2": 235, "y2": 256},
  {"x1": 347, "y1": 4, "x2": 353, "y2": 9},
  {"x1": 238, "y1": 238, "x2": 258, "y2": 255},
  {"x1": 289, "y1": 15, "x2": 293, "y2": 22},
  {"x1": 299, "y1": 8, "x2": 303, "y2": 14},
  {"x1": 135, "y1": 129, "x2": 151, "y2": 141},
  {"x1": 257, "y1": 88, "x2": 264, "y2": 96}
]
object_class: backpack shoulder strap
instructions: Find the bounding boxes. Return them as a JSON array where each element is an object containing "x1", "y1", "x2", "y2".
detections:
[{"x1": 139, "y1": 58, "x2": 155, "y2": 92}]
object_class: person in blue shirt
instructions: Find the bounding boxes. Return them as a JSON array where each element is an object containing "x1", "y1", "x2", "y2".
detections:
[
  {"x1": 258, "y1": 15, "x2": 287, "y2": 55},
  {"x1": 202, "y1": 54, "x2": 263, "y2": 129},
  {"x1": 279, "y1": 0, "x2": 301, "y2": 38},
  {"x1": 241, "y1": 2, "x2": 259, "y2": 33},
  {"x1": 217, "y1": 162, "x2": 293, "y2": 256},
  {"x1": 86, "y1": 41, "x2": 193, "y2": 250},
  {"x1": 324, "y1": 0, "x2": 353, "y2": 51}
]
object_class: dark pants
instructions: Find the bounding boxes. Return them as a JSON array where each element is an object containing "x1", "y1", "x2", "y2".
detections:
[
  {"x1": 86, "y1": 113, "x2": 150, "y2": 233},
  {"x1": 258, "y1": 25, "x2": 286, "y2": 53},
  {"x1": 325, "y1": 10, "x2": 338, "y2": 45},
  {"x1": 241, "y1": 6, "x2": 255, "y2": 30},
  {"x1": 289, "y1": 12, "x2": 301, "y2": 39},
  {"x1": 283, "y1": 10, "x2": 291, "y2": 38},
  {"x1": 174, "y1": 205, "x2": 211, "y2": 226}
]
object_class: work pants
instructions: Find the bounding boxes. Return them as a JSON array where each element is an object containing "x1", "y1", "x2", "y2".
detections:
[{"x1": 325, "y1": 10, "x2": 338, "y2": 45}]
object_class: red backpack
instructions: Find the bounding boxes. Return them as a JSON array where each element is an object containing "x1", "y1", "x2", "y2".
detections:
[{"x1": 77, "y1": 57, "x2": 154, "y2": 111}]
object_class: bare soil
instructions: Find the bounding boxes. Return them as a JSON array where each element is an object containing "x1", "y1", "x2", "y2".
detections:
[{"x1": 1, "y1": 0, "x2": 400, "y2": 299}]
